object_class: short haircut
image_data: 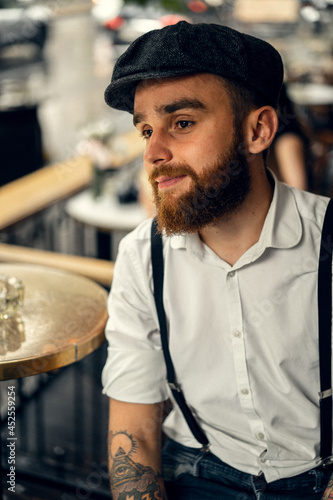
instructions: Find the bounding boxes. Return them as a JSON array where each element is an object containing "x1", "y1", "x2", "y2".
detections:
[{"x1": 219, "y1": 77, "x2": 271, "y2": 166}]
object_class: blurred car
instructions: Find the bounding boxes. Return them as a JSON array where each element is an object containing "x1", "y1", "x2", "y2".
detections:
[
  {"x1": 0, "y1": 0, "x2": 51, "y2": 53},
  {"x1": 92, "y1": 0, "x2": 191, "y2": 49}
]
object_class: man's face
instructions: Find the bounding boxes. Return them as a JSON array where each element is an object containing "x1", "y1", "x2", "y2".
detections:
[{"x1": 133, "y1": 74, "x2": 251, "y2": 235}]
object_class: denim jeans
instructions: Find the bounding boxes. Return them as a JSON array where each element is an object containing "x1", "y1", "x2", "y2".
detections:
[{"x1": 162, "y1": 439, "x2": 332, "y2": 500}]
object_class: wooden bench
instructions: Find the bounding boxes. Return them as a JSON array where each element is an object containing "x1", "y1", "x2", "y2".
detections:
[
  {"x1": 0, "y1": 243, "x2": 113, "y2": 287},
  {"x1": 0, "y1": 129, "x2": 144, "y2": 231},
  {"x1": 0, "y1": 155, "x2": 92, "y2": 231}
]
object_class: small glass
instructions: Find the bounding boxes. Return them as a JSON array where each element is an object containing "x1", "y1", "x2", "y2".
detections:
[{"x1": 0, "y1": 274, "x2": 24, "y2": 320}]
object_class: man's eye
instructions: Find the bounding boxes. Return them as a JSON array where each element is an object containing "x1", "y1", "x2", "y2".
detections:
[
  {"x1": 141, "y1": 129, "x2": 152, "y2": 139},
  {"x1": 176, "y1": 120, "x2": 193, "y2": 130}
]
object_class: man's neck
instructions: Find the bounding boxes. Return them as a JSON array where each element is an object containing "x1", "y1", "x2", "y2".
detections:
[{"x1": 198, "y1": 168, "x2": 274, "y2": 266}]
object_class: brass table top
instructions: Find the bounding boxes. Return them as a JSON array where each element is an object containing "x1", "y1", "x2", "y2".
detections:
[{"x1": 0, "y1": 263, "x2": 108, "y2": 380}]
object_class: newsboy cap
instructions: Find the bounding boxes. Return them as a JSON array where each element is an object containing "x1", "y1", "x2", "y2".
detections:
[{"x1": 104, "y1": 21, "x2": 284, "y2": 113}]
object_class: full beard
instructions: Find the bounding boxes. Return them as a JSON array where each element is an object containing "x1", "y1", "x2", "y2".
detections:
[{"x1": 149, "y1": 131, "x2": 251, "y2": 236}]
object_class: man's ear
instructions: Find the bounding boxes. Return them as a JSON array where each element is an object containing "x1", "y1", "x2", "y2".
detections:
[{"x1": 243, "y1": 106, "x2": 279, "y2": 154}]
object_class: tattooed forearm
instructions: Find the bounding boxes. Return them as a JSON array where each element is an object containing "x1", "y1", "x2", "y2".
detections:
[
  {"x1": 108, "y1": 431, "x2": 167, "y2": 500},
  {"x1": 322, "y1": 473, "x2": 333, "y2": 500}
]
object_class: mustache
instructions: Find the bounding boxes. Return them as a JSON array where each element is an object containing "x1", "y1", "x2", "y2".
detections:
[{"x1": 149, "y1": 164, "x2": 198, "y2": 184}]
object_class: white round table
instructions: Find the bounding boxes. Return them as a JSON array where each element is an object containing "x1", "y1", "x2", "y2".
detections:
[
  {"x1": 66, "y1": 190, "x2": 147, "y2": 232},
  {"x1": 65, "y1": 190, "x2": 148, "y2": 259}
]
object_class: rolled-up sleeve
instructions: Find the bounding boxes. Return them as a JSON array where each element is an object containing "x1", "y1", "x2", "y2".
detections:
[{"x1": 102, "y1": 226, "x2": 169, "y2": 403}]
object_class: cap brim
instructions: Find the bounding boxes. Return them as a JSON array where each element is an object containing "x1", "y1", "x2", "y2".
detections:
[{"x1": 104, "y1": 67, "x2": 202, "y2": 113}]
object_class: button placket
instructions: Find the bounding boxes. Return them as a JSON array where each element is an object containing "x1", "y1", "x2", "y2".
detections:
[
  {"x1": 259, "y1": 449, "x2": 267, "y2": 464},
  {"x1": 226, "y1": 271, "x2": 252, "y2": 409},
  {"x1": 226, "y1": 269, "x2": 269, "y2": 451},
  {"x1": 250, "y1": 420, "x2": 268, "y2": 449}
]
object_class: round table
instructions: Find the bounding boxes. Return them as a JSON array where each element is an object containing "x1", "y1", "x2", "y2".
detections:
[
  {"x1": 0, "y1": 263, "x2": 108, "y2": 381},
  {"x1": 65, "y1": 189, "x2": 147, "y2": 232},
  {"x1": 65, "y1": 190, "x2": 148, "y2": 259}
]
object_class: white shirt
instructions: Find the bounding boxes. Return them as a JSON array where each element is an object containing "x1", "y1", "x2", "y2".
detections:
[{"x1": 102, "y1": 176, "x2": 332, "y2": 483}]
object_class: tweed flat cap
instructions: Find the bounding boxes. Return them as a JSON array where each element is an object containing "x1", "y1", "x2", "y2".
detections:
[{"x1": 104, "y1": 21, "x2": 284, "y2": 113}]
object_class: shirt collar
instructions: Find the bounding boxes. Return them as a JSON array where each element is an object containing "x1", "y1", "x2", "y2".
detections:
[
  {"x1": 170, "y1": 172, "x2": 302, "y2": 262},
  {"x1": 259, "y1": 172, "x2": 302, "y2": 250}
]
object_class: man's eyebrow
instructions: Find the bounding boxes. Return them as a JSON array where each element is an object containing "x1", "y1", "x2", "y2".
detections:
[
  {"x1": 133, "y1": 112, "x2": 145, "y2": 126},
  {"x1": 161, "y1": 98, "x2": 206, "y2": 114},
  {"x1": 133, "y1": 98, "x2": 206, "y2": 126}
]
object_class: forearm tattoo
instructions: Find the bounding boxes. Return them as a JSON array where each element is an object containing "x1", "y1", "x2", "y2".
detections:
[
  {"x1": 322, "y1": 473, "x2": 333, "y2": 500},
  {"x1": 108, "y1": 431, "x2": 167, "y2": 500}
]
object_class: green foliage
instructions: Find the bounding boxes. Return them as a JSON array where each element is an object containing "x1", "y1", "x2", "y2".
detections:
[{"x1": 122, "y1": 0, "x2": 186, "y2": 13}]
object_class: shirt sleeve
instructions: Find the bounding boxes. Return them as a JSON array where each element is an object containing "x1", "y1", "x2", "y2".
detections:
[{"x1": 102, "y1": 228, "x2": 169, "y2": 403}]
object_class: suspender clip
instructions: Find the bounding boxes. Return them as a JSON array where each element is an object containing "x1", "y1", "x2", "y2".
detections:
[
  {"x1": 321, "y1": 456, "x2": 333, "y2": 468},
  {"x1": 168, "y1": 382, "x2": 182, "y2": 392},
  {"x1": 319, "y1": 389, "x2": 332, "y2": 399},
  {"x1": 201, "y1": 444, "x2": 210, "y2": 453}
]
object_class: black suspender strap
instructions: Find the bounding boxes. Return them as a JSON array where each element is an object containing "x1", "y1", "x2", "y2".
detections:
[
  {"x1": 151, "y1": 218, "x2": 210, "y2": 450},
  {"x1": 318, "y1": 198, "x2": 333, "y2": 463}
]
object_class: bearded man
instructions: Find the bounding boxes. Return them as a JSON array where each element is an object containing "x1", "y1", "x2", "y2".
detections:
[{"x1": 102, "y1": 21, "x2": 333, "y2": 499}]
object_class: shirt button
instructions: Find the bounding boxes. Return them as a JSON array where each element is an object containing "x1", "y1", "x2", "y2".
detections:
[
  {"x1": 257, "y1": 432, "x2": 265, "y2": 441},
  {"x1": 233, "y1": 330, "x2": 241, "y2": 338},
  {"x1": 241, "y1": 388, "x2": 249, "y2": 395},
  {"x1": 229, "y1": 271, "x2": 235, "y2": 278}
]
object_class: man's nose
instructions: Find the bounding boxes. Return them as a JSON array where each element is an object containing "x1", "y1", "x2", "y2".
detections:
[{"x1": 144, "y1": 130, "x2": 172, "y2": 165}]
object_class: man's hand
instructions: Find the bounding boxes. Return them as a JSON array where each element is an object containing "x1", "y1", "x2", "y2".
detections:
[
  {"x1": 322, "y1": 472, "x2": 333, "y2": 499},
  {"x1": 108, "y1": 399, "x2": 168, "y2": 500}
]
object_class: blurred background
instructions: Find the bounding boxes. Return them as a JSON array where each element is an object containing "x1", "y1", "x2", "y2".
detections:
[
  {"x1": 1, "y1": 0, "x2": 333, "y2": 182},
  {"x1": 0, "y1": 0, "x2": 333, "y2": 498},
  {"x1": 1, "y1": 0, "x2": 333, "y2": 190}
]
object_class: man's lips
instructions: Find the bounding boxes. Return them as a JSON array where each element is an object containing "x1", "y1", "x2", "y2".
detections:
[{"x1": 156, "y1": 175, "x2": 187, "y2": 189}]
